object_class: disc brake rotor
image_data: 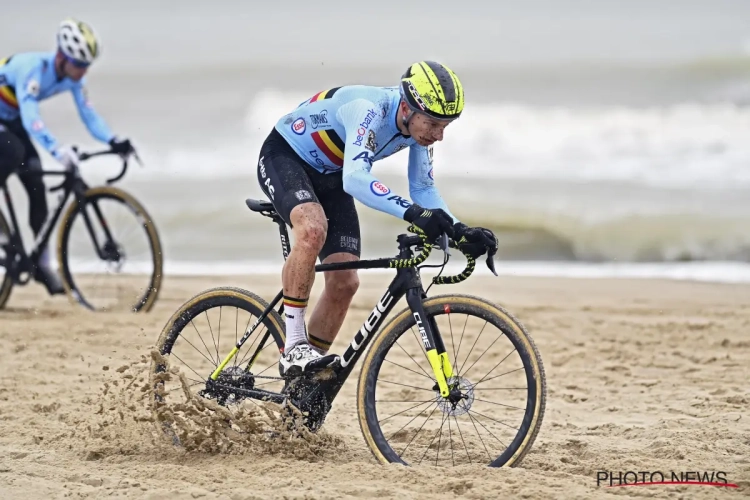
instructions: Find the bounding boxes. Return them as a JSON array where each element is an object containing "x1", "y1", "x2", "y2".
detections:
[{"x1": 436, "y1": 376, "x2": 475, "y2": 416}]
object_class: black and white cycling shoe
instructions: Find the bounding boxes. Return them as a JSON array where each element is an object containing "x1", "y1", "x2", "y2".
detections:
[{"x1": 278, "y1": 343, "x2": 340, "y2": 379}]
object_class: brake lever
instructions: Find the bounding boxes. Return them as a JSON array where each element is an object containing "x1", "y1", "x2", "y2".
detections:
[
  {"x1": 436, "y1": 232, "x2": 451, "y2": 257},
  {"x1": 486, "y1": 250, "x2": 498, "y2": 276},
  {"x1": 132, "y1": 149, "x2": 143, "y2": 167}
]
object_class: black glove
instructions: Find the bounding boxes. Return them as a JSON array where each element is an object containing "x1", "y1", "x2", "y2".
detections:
[
  {"x1": 403, "y1": 204, "x2": 455, "y2": 243},
  {"x1": 109, "y1": 137, "x2": 134, "y2": 156},
  {"x1": 453, "y1": 222, "x2": 498, "y2": 258}
]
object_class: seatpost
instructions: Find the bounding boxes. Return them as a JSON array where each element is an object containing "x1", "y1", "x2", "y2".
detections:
[{"x1": 275, "y1": 216, "x2": 291, "y2": 261}]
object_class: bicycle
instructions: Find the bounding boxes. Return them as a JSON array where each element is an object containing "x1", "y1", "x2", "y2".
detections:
[
  {"x1": 0, "y1": 147, "x2": 163, "y2": 312},
  {"x1": 151, "y1": 198, "x2": 547, "y2": 467}
]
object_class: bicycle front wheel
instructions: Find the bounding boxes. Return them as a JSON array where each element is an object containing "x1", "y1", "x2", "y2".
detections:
[
  {"x1": 57, "y1": 186, "x2": 163, "y2": 312},
  {"x1": 357, "y1": 294, "x2": 546, "y2": 468}
]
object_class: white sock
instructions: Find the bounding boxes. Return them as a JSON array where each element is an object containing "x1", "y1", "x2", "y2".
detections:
[{"x1": 283, "y1": 295, "x2": 308, "y2": 352}]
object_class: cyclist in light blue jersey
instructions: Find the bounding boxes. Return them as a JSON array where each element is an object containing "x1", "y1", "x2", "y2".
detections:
[
  {"x1": 0, "y1": 18, "x2": 136, "y2": 294},
  {"x1": 256, "y1": 61, "x2": 499, "y2": 378}
]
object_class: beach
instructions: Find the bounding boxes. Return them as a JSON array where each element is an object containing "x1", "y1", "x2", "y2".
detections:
[
  {"x1": 0, "y1": 273, "x2": 747, "y2": 499},
  {"x1": 1, "y1": 1, "x2": 750, "y2": 497}
]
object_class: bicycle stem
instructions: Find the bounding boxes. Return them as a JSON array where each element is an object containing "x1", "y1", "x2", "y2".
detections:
[{"x1": 388, "y1": 230, "x2": 480, "y2": 287}]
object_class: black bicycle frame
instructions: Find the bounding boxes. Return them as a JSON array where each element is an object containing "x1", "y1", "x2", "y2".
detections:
[
  {"x1": 0, "y1": 170, "x2": 76, "y2": 280},
  {"x1": 212, "y1": 210, "x2": 450, "y2": 406},
  {"x1": 0, "y1": 149, "x2": 130, "y2": 282}
]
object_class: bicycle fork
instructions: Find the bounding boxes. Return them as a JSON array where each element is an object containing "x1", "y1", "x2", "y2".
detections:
[
  {"x1": 76, "y1": 195, "x2": 122, "y2": 262},
  {"x1": 406, "y1": 288, "x2": 455, "y2": 398}
]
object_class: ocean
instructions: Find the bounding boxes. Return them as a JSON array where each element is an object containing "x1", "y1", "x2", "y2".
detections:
[{"x1": 2, "y1": 0, "x2": 750, "y2": 283}]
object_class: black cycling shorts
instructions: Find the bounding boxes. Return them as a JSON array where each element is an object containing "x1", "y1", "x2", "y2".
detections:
[{"x1": 256, "y1": 128, "x2": 361, "y2": 261}]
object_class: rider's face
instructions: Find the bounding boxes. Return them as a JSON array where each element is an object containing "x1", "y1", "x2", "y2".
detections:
[
  {"x1": 55, "y1": 52, "x2": 89, "y2": 81},
  {"x1": 64, "y1": 62, "x2": 88, "y2": 81},
  {"x1": 402, "y1": 103, "x2": 453, "y2": 147}
]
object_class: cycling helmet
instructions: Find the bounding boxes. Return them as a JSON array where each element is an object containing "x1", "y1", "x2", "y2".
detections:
[
  {"x1": 57, "y1": 18, "x2": 100, "y2": 66},
  {"x1": 399, "y1": 61, "x2": 464, "y2": 121}
]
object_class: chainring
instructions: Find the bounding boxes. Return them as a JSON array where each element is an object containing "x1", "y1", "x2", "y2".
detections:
[{"x1": 283, "y1": 375, "x2": 332, "y2": 432}]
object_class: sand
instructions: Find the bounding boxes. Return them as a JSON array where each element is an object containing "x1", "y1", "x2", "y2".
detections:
[{"x1": 0, "y1": 271, "x2": 748, "y2": 499}]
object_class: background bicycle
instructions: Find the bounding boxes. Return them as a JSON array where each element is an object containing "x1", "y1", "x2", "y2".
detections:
[{"x1": 0, "y1": 146, "x2": 163, "y2": 312}]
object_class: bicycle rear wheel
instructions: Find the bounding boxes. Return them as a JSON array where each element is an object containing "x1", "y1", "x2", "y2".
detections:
[
  {"x1": 57, "y1": 186, "x2": 163, "y2": 312},
  {"x1": 357, "y1": 294, "x2": 546, "y2": 467},
  {"x1": 0, "y1": 210, "x2": 13, "y2": 309},
  {"x1": 150, "y1": 286, "x2": 286, "y2": 446}
]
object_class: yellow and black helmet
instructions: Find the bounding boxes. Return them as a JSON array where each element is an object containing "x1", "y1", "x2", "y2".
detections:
[{"x1": 399, "y1": 61, "x2": 464, "y2": 121}]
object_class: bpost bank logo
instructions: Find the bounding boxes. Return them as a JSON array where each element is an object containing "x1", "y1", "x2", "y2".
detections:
[
  {"x1": 291, "y1": 117, "x2": 306, "y2": 135},
  {"x1": 309, "y1": 150, "x2": 333, "y2": 170},
  {"x1": 352, "y1": 109, "x2": 378, "y2": 147},
  {"x1": 370, "y1": 180, "x2": 390, "y2": 196}
]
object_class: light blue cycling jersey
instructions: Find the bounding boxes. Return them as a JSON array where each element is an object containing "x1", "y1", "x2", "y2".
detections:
[
  {"x1": 0, "y1": 51, "x2": 114, "y2": 156},
  {"x1": 274, "y1": 85, "x2": 458, "y2": 223}
]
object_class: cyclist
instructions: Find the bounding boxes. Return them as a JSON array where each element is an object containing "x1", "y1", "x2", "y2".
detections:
[
  {"x1": 0, "y1": 18, "x2": 135, "y2": 295},
  {"x1": 256, "y1": 60, "x2": 499, "y2": 378}
]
